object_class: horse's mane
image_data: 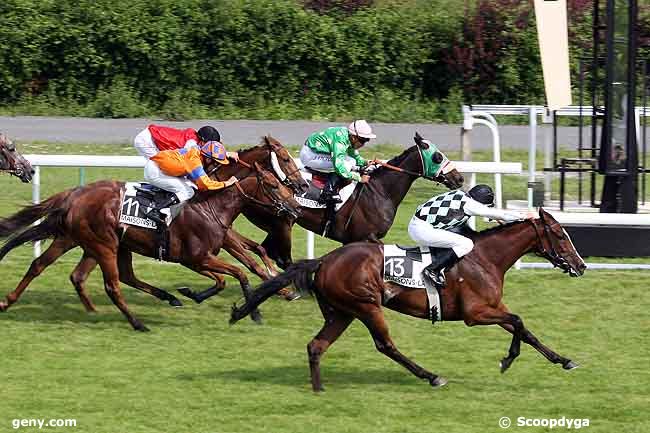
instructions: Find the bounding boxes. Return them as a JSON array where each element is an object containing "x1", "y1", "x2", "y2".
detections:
[
  {"x1": 453, "y1": 220, "x2": 526, "y2": 240},
  {"x1": 372, "y1": 146, "x2": 416, "y2": 176}
]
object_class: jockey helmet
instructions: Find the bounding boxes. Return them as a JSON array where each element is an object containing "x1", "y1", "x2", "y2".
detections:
[
  {"x1": 201, "y1": 141, "x2": 229, "y2": 165},
  {"x1": 468, "y1": 184, "x2": 494, "y2": 206},
  {"x1": 348, "y1": 120, "x2": 376, "y2": 140},
  {"x1": 197, "y1": 126, "x2": 221, "y2": 143}
]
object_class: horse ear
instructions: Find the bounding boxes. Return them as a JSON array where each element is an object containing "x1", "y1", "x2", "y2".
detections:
[
  {"x1": 414, "y1": 132, "x2": 429, "y2": 149},
  {"x1": 538, "y1": 207, "x2": 545, "y2": 220}
]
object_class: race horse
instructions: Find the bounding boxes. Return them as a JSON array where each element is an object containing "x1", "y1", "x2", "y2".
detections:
[
  {"x1": 0, "y1": 133, "x2": 34, "y2": 183},
  {"x1": 0, "y1": 161, "x2": 301, "y2": 331},
  {"x1": 0, "y1": 136, "x2": 308, "y2": 311},
  {"x1": 230, "y1": 209, "x2": 587, "y2": 391}
]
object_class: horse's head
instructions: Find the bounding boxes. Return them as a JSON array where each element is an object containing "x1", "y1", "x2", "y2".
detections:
[
  {"x1": 239, "y1": 162, "x2": 302, "y2": 220},
  {"x1": 413, "y1": 132, "x2": 463, "y2": 189},
  {"x1": 262, "y1": 135, "x2": 308, "y2": 194},
  {"x1": 0, "y1": 134, "x2": 34, "y2": 183},
  {"x1": 531, "y1": 208, "x2": 586, "y2": 277}
]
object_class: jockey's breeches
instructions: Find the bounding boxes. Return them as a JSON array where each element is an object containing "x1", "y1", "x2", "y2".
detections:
[
  {"x1": 144, "y1": 159, "x2": 196, "y2": 202},
  {"x1": 407, "y1": 216, "x2": 474, "y2": 257},
  {"x1": 134, "y1": 128, "x2": 158, "y2": 159},
  {"x1": 299, "y1": 145, "x2": 356, "y2": 174}
]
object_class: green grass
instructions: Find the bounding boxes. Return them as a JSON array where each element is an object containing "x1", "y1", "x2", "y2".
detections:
[{"x1": 0, "y1": 143, "x2": 649, "y2": 433}]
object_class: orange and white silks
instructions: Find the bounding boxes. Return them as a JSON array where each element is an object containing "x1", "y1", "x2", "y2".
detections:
[{"x1": 150, "y1": 147, "x2": 227, "y2": 191}]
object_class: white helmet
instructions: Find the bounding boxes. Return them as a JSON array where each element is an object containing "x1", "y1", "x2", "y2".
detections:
[{"x1": 348, "y1": 119, "x2": 376, "y2": 139}]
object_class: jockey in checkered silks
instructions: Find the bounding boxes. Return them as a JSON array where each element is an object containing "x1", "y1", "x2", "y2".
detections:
[{"x1": 408, "y1": 184, "x2": 532, "y2": 286}]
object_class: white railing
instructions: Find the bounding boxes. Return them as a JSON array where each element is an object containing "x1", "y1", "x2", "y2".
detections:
[{"x1": 24, "y1": 154, "x2": 522, "y2": 258}]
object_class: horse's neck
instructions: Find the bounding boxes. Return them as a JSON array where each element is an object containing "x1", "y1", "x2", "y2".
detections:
[
  {"x1": 474, "y1": 222, "x2": 537, "y2": 273},
  {"x1": 192, "y1": 187, "x2": 245, "y2": 228},
  {"x1": 369, "y1": 152, "x2": 420, "y2": 209}
]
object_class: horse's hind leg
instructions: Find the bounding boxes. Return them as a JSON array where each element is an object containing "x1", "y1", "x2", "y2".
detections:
[
  {"x1": 90, "y1": 245, "x2": 148, "y2": 332},
  {"x1": 116, "y1": 249, "x2": 183, "y2": 307},
  {"x1": 0, "y1": 237, "x2": 76, "y2": 311},
  {"x1": 307, "y1": 296, "x2": 353, "y2": 392},
  {"x1": 358, "y1": 304, "x2": 447, "y2": 388},
  {"x1": 70, "y1": 253, "x2": 98, "y2": 312}
]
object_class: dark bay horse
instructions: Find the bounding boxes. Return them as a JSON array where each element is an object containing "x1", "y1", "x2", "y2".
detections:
[
  {"x1": 0, "y1": 163, "x2": 300, "y2": 331},
  {"x1": 0, "y1": 137, "x2": 307, "y2": 311},
  {"x1": 0, "y1": 133, "x2": 34, "y2": 182},
  {"x1": 230, "y1": 209, "x2": 587, "y2": 391},
  {"x1": 247, "y1": 133, "x2": 464, "y2": 269}
]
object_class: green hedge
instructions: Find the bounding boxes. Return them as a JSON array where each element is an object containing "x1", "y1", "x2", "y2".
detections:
[{"x1": 0, "y1": 0, "x2": 647, "y2": 120}]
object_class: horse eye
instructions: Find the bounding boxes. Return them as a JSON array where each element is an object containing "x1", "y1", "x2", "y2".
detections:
[{"x1": 432, "y1": 152, "x2": 443, "y2": 164}]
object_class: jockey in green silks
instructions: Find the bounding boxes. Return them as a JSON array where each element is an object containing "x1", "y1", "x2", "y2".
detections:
[{"x1": 299, "y1": 120, "x2": 376, "y2": 235}]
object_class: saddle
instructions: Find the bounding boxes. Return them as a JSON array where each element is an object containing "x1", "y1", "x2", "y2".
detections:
[
  {"x1": 119, "y1": 183, "x2": 184, "y2": 260},
  {"x1": 383, "y1": 245, "x2": 446, "y2": 324},
  {"x1": 294, "y1": 169, "x2": 356, "y2": 210}
]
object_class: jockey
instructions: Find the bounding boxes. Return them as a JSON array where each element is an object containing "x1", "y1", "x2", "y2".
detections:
[
  {"x1": 133, "y1": 124, "x2": 237, "y2": 160},
  {"x1": 408, "y1": 184, "x2": 531, "y2": 286},
  {"x1": 299, "y1": 120, "x2": 376, "y2": 205},
  {"x1": 143, "y1": 141, "x2": 238, "y2": 224}
]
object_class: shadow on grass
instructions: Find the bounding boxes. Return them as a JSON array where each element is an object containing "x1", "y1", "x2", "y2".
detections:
[{"x1": 177, "y1": 365, "x2": 430, "y2": 389}]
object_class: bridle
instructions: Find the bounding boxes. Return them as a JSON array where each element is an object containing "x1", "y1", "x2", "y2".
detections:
[
  {"x1": 370, "y1": 147, "x2": 454, "y2": 186},
  {"x1": 0, "y1": 138, "x2": 30, "y2": 180},
  {"x1": 224, "y1": 159, "x2": 298, "y2": 219},
  {"x1": 528, "y1": 218, "x2": 572, "y2": 273},
  {"x1": 269, "y1": 150, "x2": 303, "y2": 193}
]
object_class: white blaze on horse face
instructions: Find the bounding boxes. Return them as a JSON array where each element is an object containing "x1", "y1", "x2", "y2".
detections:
[
  {"x1": 562, "y1": 227, "x2": 585, "y2": 271},
  {"x1": 270, "y1": 152, "x2": 287, "y2": 181}
]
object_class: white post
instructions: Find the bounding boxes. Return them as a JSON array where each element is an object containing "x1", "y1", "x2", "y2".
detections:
[
  {"x1": 468, "y1": 114, "x2": 502, "y2": 207},
  {"x1": 528, "y1": 106, "x2": 538, "y2": 209},
  {"x1": 469, "y1": 172, "x2": 477, "y2": 229},
  {"x1": 32, "y1": 166, "x2": 41, "y2": 257},
  {"x1": 306, "y1": 230, "x2": 315, "y2": 259}
]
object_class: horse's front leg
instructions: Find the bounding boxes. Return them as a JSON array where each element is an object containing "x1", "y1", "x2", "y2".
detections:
[
  {"x1": 224, "y1": 230, "x2": 299, "y2": 301},
  {"x1": 183, "y1": 255, "x2": 263, "y2": 324},
  {"x1": 499, "y1": 324, "x2": 578, "y2": 371}
]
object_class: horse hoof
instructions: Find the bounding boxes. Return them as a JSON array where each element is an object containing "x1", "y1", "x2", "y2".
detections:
[
  {"x1": 429, "y1": 376, "x2": 448, "y2": 388},
  {"x1": 563, "y1": 360, "x2": 579, "y2": 370},
  {"x1": 278, "y1": 289, "x2": 301, "y2": 302},
  {"x1": 0, "y1": 301, "x2": 7, "y2": 312},
  {"x1": 251, "y1": 310, "x2": 263, "y2": 325},
  {"x1": 500, "y1": 358, "x2": 513, "y2": 374},
  {"x1": 133, "y1": 323, "x2": 150, "y2": 332},
  {"x1": 168, "y1": 298, "x2": 183, "y2": 308}
]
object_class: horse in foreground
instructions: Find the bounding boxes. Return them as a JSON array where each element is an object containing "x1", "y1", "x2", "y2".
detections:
[{"x1": 230, "y1": 209, "x2": 586, "y2": 391}]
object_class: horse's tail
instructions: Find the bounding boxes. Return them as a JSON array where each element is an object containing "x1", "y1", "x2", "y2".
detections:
[
  {"x1": 0, "y1": 209, "x2": 67, "y2": 262},
  {"x1": 0, "y1": 189, "x2": 74, "y2": 238},
  {"x1": 230, "y1": 259, "x2": 321, "y2": 324}
]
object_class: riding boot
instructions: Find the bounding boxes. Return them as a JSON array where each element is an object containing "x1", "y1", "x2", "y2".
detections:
[
  {"x1": 422, "y1": 249, "x2": 461, "y2": 287},
  {"x1": 318, "y1": 173, "x2": 343, "y2": 204},
  {"x1": 321, "y1": 173, "x2": 342, "y2": 236},
  {"x1": 145, "y1": 194, "x2": 180, "y2": 261},
  {"x1": 145, "y1": 194, "x2": 180, "y2": 227}
]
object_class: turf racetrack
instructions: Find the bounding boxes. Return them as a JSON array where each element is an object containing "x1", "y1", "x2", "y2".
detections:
[{"x1": 1, "y1": 143, "x2": 648, "y2": 433}]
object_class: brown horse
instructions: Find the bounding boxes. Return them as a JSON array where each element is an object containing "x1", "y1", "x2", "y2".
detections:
[
  {"x1": 245, "y1": 133, "x2": 464, "y2": 269},
  {"x1": 230, "y1": 209, "x2": 586, "y2": 391},
  {"x1": 0, "y1": 162, "x2": 300, "y2": 331},
  {"x1": 0, "y1": 133, "x2": 34, "y2": 182},
  {"x1": 0, "y1": 137, "x2": 307, "y2": 310}
]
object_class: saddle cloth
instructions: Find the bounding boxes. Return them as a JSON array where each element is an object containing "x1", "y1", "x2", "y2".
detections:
[
  {"x1": 383, "y1": 244, "x2": 444, "y2": 322},
  {"x1": 294, "y1": 169, "x2": 356, "y2": 210},
  {"x1": 118, "y1": 183, "x2": 182, "y2": 230}
]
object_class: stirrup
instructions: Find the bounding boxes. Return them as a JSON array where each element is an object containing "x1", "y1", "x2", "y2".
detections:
[{"x1": 424, "y1": 268, "x2": 446, "y2": 287}]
